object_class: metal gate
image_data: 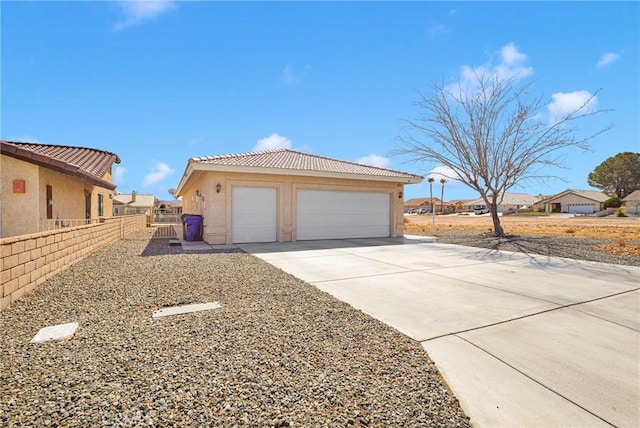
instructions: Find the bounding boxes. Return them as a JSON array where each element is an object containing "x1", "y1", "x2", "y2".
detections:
[{"x1": 150, "y1": 214, "x2": 183, "y2": 239}]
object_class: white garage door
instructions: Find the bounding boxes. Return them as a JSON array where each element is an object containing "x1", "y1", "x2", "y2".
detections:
[
  {"x1": 297, "y1": 190, "x2": 390, "y2": 240},
  {"x1": 567, "y1": 204, "x2": 596, "y2": 214},
  {"x1": 232, "y1": 187, "x2": 277, "y2": 243}
]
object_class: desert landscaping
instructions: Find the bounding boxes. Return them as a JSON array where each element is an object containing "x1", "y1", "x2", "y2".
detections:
[{"x1": 404, "y1": 213, "x2": 640, "y2": 261}]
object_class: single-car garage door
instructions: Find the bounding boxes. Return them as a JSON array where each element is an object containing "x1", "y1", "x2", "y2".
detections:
[
  {"x1": 297, "y1": 190, "x2": 390, "y2": 240},
  {"x1": 232, "y1": 187, "x2": 277, "y2": 243}
]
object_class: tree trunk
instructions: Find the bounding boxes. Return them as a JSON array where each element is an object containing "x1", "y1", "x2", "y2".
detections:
[{"x1": 489, "y1": 206, "x2": 505, "y2": 236}]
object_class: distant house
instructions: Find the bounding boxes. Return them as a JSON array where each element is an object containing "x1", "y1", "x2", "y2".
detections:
[
  {"x1": 466, "y1": 193, "x2": 537, "y2": 214},
  {"x1": 448, "y1": 199, "x2": 476, "y2": 213},
  {"x1": 537, "y1": 189, "x2": 609, "y2": 214},
  {"x1": 1, "y1": 140, "x2": 120, "y2": 238},
  {"x1": 112, "y1": 192, "x2": 155, "y2": 216},
  {"x1": 155, "y1": 199, "x2": 183, "y2": 216},
  {"x1": 622, "y1": 190, "x2": 640, "y2": 215},
  {"x1": 404, "y1": 198, "x2": 440, "y2": 213}
]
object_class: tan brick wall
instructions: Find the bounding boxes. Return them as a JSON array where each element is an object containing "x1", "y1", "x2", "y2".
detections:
[{"x1": 0, "y1": 215, "x2": 146, "y2": 310}]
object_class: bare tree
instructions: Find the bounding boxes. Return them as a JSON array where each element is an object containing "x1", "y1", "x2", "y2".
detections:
[{"x1": 396, "y1": 71, "x2": 611, "y2": 236}]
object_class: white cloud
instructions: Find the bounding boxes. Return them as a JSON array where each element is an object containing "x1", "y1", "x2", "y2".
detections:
[
  {"x1": 114, "y1": 0, "x2": 176, "y2": 31},
  {"x1": 281, "y1": 64, "x2": 295, "y2": 85},
  {"x1": 9, "y1": 135, "x2": 44, "y2": 143},
  {"x1": 428, "y1": 24, "x2": 448, "y2": 39},
  {"x1": 253, "y1": 133, "x2": 292, "y2": 151},
  {"x1": 448, "y1": 42, "x2": 533, "y2": 96},
  {"x1": 427, "y1": 165, "x2": 459, "y2": 182},
  {"x1": 280, "y1": 64, "x2": 311, "y2": 85},
  {"x1": 113, "y1": 166, "x2": 128, "y2": 185},
  {"x1": 548, "y1": 90, "x2": 597, "y2": 124},
  {"x1": 597, "y1": 52, "x2": 620, "y2": 68},
  {"x1": 500, "y1": 43, "x2": 527, "y2": 65},
  {"x1": 356, "y1": 154, "x2": 390, "y2": 169},
  {"x1": 142, "y1": 162, "x2": 175, "y2": 187}
]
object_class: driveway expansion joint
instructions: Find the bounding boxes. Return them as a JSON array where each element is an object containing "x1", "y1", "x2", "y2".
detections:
[{"x1": 452, "y1": 335, "x2": 618, "y2": 428}]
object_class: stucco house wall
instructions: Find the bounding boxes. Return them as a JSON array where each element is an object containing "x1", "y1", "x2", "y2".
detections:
[
  {"x1": 180, "y1": 171, "x2": 405, "y2": 245},
  {"x1": 1, "y1": 155, "x2": 40, "y2": 237},
  {"x1": 38, "y1": 168, "x2": 114, "y2": 221},
  {"x1": 1, "y1": 141, "x2": 120, "y2": 238}
]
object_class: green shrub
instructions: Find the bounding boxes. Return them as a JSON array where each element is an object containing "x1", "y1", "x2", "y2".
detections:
[
  {"x1": 604, "y1": 196, "x2": 622, "y2": 208},
  {"x1": 614, "y1": 209, "x2": 627, "y2": 217}
]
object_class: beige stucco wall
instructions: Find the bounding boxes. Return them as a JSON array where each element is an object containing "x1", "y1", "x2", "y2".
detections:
[
  {"x1": 39, "y1": 168, "x2": 114, "y2": 221},
  {"x1": 1, "y1": 155, "x2": 40, "y2": 237},
  {"x1": 1, "y1": 154, "x2": 115, "y2": 238},
  {"x1": 180, "y1": 171, "x2": 406, "y2": 245}
]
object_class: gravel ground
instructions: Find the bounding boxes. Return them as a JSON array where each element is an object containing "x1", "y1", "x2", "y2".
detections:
[
  {"x1": 432, "y1": 231, "x2": 640, "y2": 267},
  {"x1": 1, "y1": 229, "x2": 470, "y2": 427}
]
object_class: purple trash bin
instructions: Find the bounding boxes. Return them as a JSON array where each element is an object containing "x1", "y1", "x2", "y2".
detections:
[{"x1": 183, "y1": 215, "x2": 203, "y2": 242}]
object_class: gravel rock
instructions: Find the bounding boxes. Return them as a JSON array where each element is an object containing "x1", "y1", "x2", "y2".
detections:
[
  {"x1": 1, "y1": 230, "x2": 470, "y2": 427},
  {"x1": 432, "y1": 231, "x2": 640, "y2": 267}
]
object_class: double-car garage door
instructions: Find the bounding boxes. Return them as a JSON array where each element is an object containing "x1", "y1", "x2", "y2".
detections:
[
  {"x1": 297, "y1": 190, "x2": 390, "y2": 240},
  {"x1": 232, "y1": 187, "x2": 391, "y2": 243},
  {"x1": 567, "y1": 203, "x2": 597, "y2": 214}
]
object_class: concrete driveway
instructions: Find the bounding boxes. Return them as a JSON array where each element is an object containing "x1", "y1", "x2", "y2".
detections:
[{"x1": 240, "y1": 237, "x2": 640, "y2": 427}]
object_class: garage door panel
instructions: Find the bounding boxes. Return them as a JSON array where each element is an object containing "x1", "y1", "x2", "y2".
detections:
[
  {"x1": 297, "y1": 190, "x2": 390, "y2": 240},
  {"x1": 567, "y1": 204, "x2": 596, "y2": 214},
  {"x1": 232, "y1": 187, "x2": 277, "y2": 243}
]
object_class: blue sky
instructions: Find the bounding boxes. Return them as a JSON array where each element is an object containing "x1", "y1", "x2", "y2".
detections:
[{"x1": 2, "y1": 1, "x2": 638, "y2": 201}]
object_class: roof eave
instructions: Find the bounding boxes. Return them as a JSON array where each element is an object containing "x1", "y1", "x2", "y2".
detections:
[
  {"x1": 174, "y1": 161, "x2": 196, "y2": 197},
  {"x1": 186, "y1": 162, "x2": 423, "y2": 184},
  {"x1": 1, "y1": 142, "x2": 116, "y2": 190}
]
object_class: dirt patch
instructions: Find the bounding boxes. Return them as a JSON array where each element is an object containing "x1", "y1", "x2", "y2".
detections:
[{"x1": 405, "y1": 214, "x2": 640, "y2": 259}]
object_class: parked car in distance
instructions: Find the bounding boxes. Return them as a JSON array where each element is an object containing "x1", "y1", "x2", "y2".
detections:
[
  {"x1": 474, "y1": 207, "x2": 490, "y2": 215},
  {"x1": 417, "y1": 207, "x2": 431, "y2": 214}
]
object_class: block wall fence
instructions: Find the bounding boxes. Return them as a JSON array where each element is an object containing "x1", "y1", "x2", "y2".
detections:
[{"x1": 1, "y1": 215, "x2": 146, "y2": 310}]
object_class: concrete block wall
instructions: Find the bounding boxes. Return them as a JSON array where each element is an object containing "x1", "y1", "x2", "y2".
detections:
[{"x1": 1, "y1": 215, "x2": 146, "y2": 310}]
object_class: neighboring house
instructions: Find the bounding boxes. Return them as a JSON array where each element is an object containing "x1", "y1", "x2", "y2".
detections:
[
  {"x1": 155, "y1": 199, "x2": 183, "y2": 215},
  {"x1": 174, "y1": 149, "x2": 423, "y2": 244},
  {"x1": 1, "y1": 140, "x2": 120, "y2": 238},
  {"x1": 112, "y1": 192, "x2": 155, "y2": 216},
  {"x1": 403, "y1": 197, "x2": 441, "y2": 213},
  {"x1": 622, "y1": 190, "x2": 640, "y2": 215},
  {"x1": 448, "y1": 199, "x2": 476, "y2": 213},
  {"x1": 466, "y1": 193, "x2": 537, "y2": 214},
  {"x1": 537, "y1": 189, "x2": 609, "y2": 214}
]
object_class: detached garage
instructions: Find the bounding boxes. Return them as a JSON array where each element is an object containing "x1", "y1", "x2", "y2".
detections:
[{"x1": 174, "y1": 149, "x2": 422, "y2": 244}]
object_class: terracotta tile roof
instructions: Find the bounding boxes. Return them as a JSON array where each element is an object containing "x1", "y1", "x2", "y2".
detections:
[
  {"x1": 1, "y1": 140, "x2": 120, "y2": 189},
  {"x1": 191, "y1": 149, "x2": 422, "y2": 180}
]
